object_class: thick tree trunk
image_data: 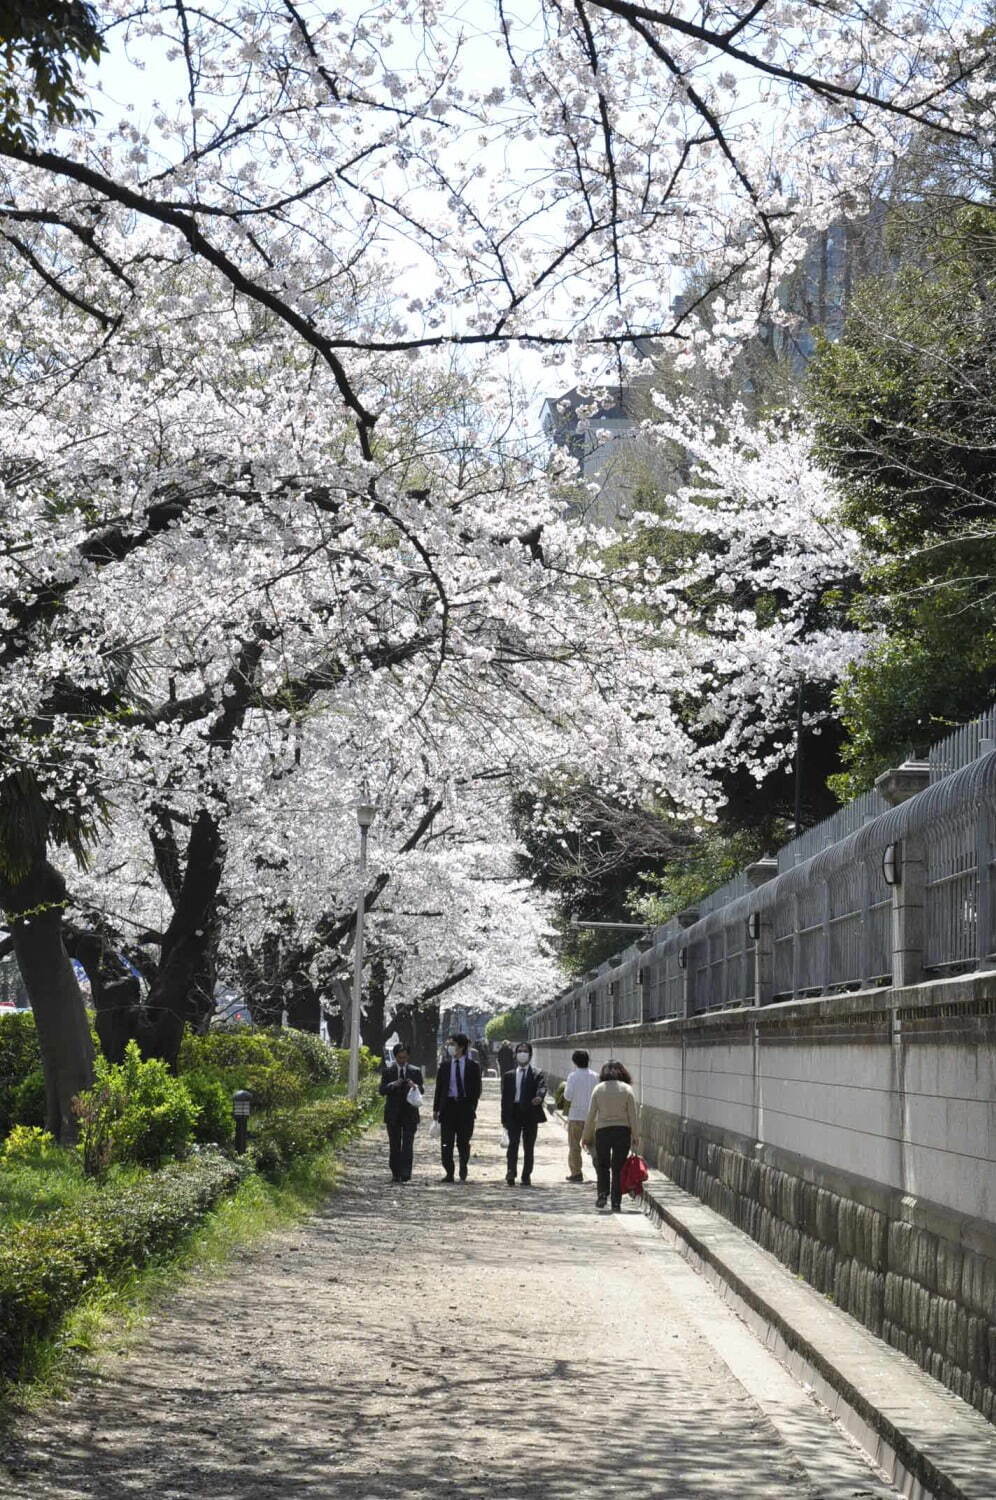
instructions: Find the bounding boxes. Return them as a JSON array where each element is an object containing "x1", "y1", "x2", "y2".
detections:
[
  {"x1": 65, "y1": 926, "x2": 141, "y2": 1065},
  {"x1": 141, "y1": 808, "x2": 224, "y2": 1066},
  {"x1": 286, "y1": 976, "x2": 321, "y2": 1032},
  {"x1": 361, "y1": 957, "x2": 387, "y2": 1054},
  {"x1": 0, "y1": 858, "x2": 94, "y2": 1142}
]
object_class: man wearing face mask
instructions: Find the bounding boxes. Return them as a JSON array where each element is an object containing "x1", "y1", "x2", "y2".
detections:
[
  {"x1": 500, "y1": 1040, "x2": 547, "y2": 1187},
  {"x1": 432, "y1": 1032, "x2": 482, "y2": 1183}
]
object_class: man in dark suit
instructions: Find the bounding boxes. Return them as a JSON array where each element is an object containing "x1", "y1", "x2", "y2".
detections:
[
  {"x1": 432, "y1": 1032, "x2": 482, "y2": 1182},
  {"x1": 500, "y1": 1040, "x2": 547, "y2": 1187},
  {"x1": 379, "y1": 1044, "x2": 424, "y2": 1183}
]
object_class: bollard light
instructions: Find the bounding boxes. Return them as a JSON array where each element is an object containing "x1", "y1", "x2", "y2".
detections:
[{"x1": 233, "y1": 1089, "x2": 252, "y2": 1154}]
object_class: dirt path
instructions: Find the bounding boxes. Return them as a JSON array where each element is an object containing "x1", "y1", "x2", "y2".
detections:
[{"x1": 1, "y1": 1088, "x2": 895, "y2": 1499}]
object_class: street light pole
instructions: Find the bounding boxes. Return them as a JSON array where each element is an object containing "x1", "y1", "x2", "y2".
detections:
[{"x1": 349, "y1": 788, "x2": 376, "y2": 1100}]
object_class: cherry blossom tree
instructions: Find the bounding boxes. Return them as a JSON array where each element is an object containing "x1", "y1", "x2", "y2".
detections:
[{"x1": 1, "y1": 0, "x2": 989, "y2": 1132}]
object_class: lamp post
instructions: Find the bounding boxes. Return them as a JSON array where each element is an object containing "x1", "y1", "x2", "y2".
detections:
[{"x1": 349, "y1": 788, "x2": 376, "y2": 1100}]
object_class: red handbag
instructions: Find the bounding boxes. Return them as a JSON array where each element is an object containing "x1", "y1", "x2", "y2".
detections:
[{"x1": 620, "y1": 1153, "x2": 649, "y2": 1197}]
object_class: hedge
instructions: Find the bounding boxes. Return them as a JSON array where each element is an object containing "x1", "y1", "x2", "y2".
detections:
[
  {"x1": 0, "y1": 1150, "x2": 248, "y2": 1384},
  {"x1": 250, "y1": 1092, "x2": 370, "y2": 1178}
]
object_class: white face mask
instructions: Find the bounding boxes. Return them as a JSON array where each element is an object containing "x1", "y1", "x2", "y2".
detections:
[
  {"x1": 446, "y1": 1044, "x2": 458, "y2": 1058},
  {"x1": 516, "y1": 1053, "x2": 530, "y2": 1065}
]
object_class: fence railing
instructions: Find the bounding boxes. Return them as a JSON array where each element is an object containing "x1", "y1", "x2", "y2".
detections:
[{"x1": 530, "y1": 709, "x2": 996, "y2": 1041}]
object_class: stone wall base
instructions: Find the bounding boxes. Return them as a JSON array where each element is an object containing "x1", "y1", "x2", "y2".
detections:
[{"x1": 638, "y1": 1103, "x2": 996, "y2": 1426}]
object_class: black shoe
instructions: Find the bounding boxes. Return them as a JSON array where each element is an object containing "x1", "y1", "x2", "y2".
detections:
[
  {"x1": 520, "y1": 1178, "x2": 532, "y2": 1187},
  {"x1": 611, "y1": 1203, "x2": 622, "y2": 1212},
  {"x1": 392, "y1": 1175, "x2": 401, "y2": 1183},
  {"x1": 596, "y1": 1195, "x2": 607, "y2": 1209},
  {"x1": 506, "y1": 1174, "x2": 516, "y2": 1186},
  {"x1": 400, "y1": 1176, "x2": 411, "y2": 1183},
  {"x1": 458, "y1": 1170, "x2": 468, "y2": 1182},
  {"x1": 440, "y1": 1175, "x2": 455, "y2": 1184},
  {"x1": 565, "y1": 1174, "x2": 584, "y2": 1183}
]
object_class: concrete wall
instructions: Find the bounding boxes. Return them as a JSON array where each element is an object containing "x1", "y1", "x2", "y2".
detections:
[{"x1": 535, "y1": 974, "x2": 996, "y2": 1424}]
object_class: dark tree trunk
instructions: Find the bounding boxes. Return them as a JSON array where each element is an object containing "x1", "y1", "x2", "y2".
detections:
[
  {"x1": 361, "y1": 957, "x2": 387, "y2": 1053},
  {"x1": 0, "y1": 855, "x2": 94, "y2": 1142},
  {"x1": 411, "y1": 1001, "x2": 439, "y2": 1073},
  {"x1": 286, "y1": 975, "x2": 321, "y2": 1032},
  {"x1": 64, "y1": 925, "x2": 141, "y2": 1065},
  {"x1": 141, "y1": 808, "x2": 225, "y2": 1066}
]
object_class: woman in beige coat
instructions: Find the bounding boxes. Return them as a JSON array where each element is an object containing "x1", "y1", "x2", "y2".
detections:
[{"x1": 581, "y1": 1060, "x2": 640, "y2": 1211}]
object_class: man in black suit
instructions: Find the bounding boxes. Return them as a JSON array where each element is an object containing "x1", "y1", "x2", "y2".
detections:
[
  {"x1": 432, "y1": 1032, "x2": 482, "y2": 1182},
  {"x1": 379, "y1": 1044, "x2": 424, "y2": 1183},
  {"x1": 500, "y1": 1040, "x2": 547, "y2": 1187}
]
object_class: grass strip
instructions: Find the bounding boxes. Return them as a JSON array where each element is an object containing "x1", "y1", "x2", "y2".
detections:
[{"x1": 1, "y1": 1095, "x2": 380, "y2": 1414}]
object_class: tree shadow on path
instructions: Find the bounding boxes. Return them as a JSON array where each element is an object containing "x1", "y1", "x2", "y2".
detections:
[{"x1": 0, "y1": 1111, "x2": 830, "y2": 1500}]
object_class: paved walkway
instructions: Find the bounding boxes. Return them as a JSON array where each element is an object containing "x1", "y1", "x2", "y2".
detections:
[{"x1": 1, "y1": 1092, "x2": 900, "y2": 1499}]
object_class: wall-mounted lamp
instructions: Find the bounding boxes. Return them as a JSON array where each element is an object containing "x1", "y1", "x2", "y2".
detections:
[
  {"x1": 882, "y1": 842, "x2": 902, "y2": 887},
  {"x1": 746, "y1": 912, "x2": 761, "y2": 942},
  {"x1": 677, "y1": 948, "x2": 688, "y2": 971}
]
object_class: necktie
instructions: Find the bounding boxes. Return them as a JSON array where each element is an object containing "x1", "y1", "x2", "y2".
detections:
[
  {"x1": 518, "y1": 1068, "x2": 525, "y2": 1103},
  {"x1": 456, "y1": 1058, "x2": 465, "y2": 1098}
]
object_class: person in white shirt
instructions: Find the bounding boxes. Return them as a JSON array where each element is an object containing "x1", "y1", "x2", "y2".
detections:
[{"x1": 563, "y1": 1049, "x2": 599, "y2": 1183}]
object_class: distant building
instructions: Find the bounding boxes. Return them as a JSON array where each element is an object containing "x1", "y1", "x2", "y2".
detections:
[
  {"x1": 544, "y1": 214, "x2": 891, "y2": 524},
  {"x1": 542, "y1": 385, "x2": 656, "y2": 527}
]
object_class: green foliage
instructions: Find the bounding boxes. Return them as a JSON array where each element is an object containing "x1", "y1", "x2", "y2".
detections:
[
  {"x1": 74, "y1": 1042, "x2": 199, "y2": 1176},
  {"x1": 554, "y1": 1081, "x2": 567, "y2": 1115},
  {"x1": 629, "y1": 828, "x2": 768, "y2": 926},
  {"x1": 0, "y1": 1009, "x2": 41, "y2": 1135},
  {"x1": 0, "y1": 1151, "x2": 246, "y2": 1385},
  {"x1": 178, "y1": 1026, "x2": 341, "y2": 1109},
  {"x1": 250, "y1": 1093, "x2": 370, "y2": 1180},
  {"x1": 809, "y1": 205, "x2": 996, "y2": 785},
  {"x1": 484, "y1": 1006, "x2": 532, "y2": 1044},
  {"x1": 0, "y1": 1124, "x2": 59, "y2": 1165},
  {"x1": 11, "y1": 1067, "x2": 46, "y2": 1128},
  {"x1": 181, "y1": 1071, "x2": 234, "y2": 1146},
  {"x1": 0, "y1": 0, "x2": 103, "y2": 148},
  {"x1": 330, "y1": 1044, "x2": 379, "y2": 1081}
]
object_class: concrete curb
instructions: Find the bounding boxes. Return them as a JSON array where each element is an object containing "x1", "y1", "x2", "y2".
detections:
[{"x1": 641, "y1": 1173, "x2": 996, "y2": 1500}]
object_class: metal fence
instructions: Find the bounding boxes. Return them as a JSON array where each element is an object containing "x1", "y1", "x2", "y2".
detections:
[{"x1": 530, "y1": 709, "x2": 996, "y2": 1042}]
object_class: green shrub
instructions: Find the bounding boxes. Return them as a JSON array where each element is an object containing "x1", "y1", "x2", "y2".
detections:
[
  {"x1": 182, "y1": 1071, "x2": 234, "y2": 1146},
  {"x1": 178, "y1": 1026, "x2": 337, "y2": 1103},
  {"x1": 278, "y1": 1028, "x2": 340, "y2": 1084},
  {"x1": 0, "y1": 1125, "x2": 60, "y2": 1166},
  {"x1": 74, "y1": 1042, "x2": 199, "y2": 1175},
  {"x1": 251, "y1": 1095, "x2": 367, "y2": 1179},
  {"x1": 554, "y1": 1081, "x2": 568, "y2": 1115},
  {"x1": 0, "y1": 1151, "x2": 247, "y2": 1384},
  {"x1": 0, "y1": 1012, "x2": 41, "y2": 1136},
  {"x1": 11, "y1": 1068, "x2": 46, "y2": 1129},
  {"x1": 332, "y1": 1044, "x2": 380, "y2": 1081},
  {"x1": 178, "y1": 1027, "x2": 282, "y2": 1075}
]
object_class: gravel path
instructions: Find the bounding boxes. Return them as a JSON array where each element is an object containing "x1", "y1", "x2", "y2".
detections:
[{"x1": 1, "y1": 1088, "x2": 896, "y2": 1499}]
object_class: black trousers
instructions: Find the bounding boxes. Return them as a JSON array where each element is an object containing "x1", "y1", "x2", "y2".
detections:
[
  {"x1": 386, "y1": 1116, "x2": 417, "y2": 1180},
  {"x1": 595, "y1": 1125, "x2": 631, "y2": 1207},
  {"x1": 506, "y1": 1116, "x2": 539, "y2": 1182},
  {"x1": 439, "y1": 1099, "x2": 475, "y2": 1177}
]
